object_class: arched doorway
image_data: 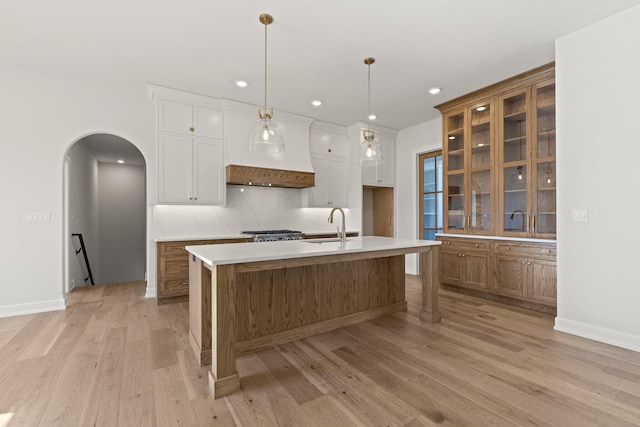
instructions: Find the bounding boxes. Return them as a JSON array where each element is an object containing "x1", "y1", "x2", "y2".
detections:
[{"x1": 64, "y1": 133, "x2": 146, "y2": 291}]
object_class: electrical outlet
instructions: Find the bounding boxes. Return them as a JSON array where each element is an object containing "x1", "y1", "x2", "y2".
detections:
[{"x1": 26, "y1": 212, "x2": 51, "y2": 222}]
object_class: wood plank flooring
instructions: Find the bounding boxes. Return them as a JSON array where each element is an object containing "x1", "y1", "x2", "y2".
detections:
[{"x1": 1, "y1": 277, "x2": 639, "y2": 426}]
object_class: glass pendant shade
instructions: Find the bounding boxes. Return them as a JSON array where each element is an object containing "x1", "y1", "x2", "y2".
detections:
[
  {"x1": 247, "y1": 109, "x2": 284, "y2": 152},
  {"x1": 357, "y1": 130, "x2": 383, "y2": 166}
]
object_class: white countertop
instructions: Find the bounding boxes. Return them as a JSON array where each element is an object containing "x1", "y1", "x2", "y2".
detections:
[
  {"x1": 436, "y1": 233, "x2": 556, "y2": 244},
  {"x1": 186, "y1": 236, "x2": 441, "y2": 266}
]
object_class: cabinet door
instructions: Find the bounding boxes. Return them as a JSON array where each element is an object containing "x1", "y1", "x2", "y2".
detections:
[
  {"x1": 328, "y1": 157, "x2": 348, "y2": 207},
  {"x1": 159, "y1": 134, "x2": 192, "y2": 203},
  {"x1": 441, "y1": 251, "x2": 463, "y2": 285},
  {"x1": 193, "y1": 139, "x2": 224, "y2": 205},
  {"x1": 444, "y1": 110, "x2": 466, "y2": 232},
  {"x1": 494, "y1": 255, "x2": 526, "y2": 297},
  {"x1": 362, "y1": 134, "x2": 394, "y2": 187},
  {"x1": 526, "y1": 259, "x2": 557, "y2": 305},
  {"x1": 498, "y1": 88, "x2": 531, "y2": 236},
  {"x1": 532, "y1": 80, "x2": 556, "y2": 238},
  {"x1": 469, "y1": 100, "x2": 494, "y2": 233},
  {"x1": 309, "y1": 129, "x2": 348, "y2": 157},
  {"x1": 193, "y1": 106, "x2": 224, "y2": 140},
  {"x1": 308, "y1": 156, "x2": 330, "y2": 206},
  {"x1": 462, "y1": 252, "x2": 489, "y2": 290},
  {"x1": 159, "y1": 100, "x2": 193, "y2": 135}
]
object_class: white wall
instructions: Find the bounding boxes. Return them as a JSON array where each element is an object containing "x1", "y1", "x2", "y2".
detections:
[
  {"x1": 554, "y1": 5, "x2": 640, "y2": 351},
  {"x1": 0, "y1": 63, "x2": 154, "y2": 318},
  {"x1": 67, "y1": 142, "x2": 99, "y2": 287},
  {"x1": 395, "y1": 118, "x2": 443, "y2": 274},
  {"x1": 98, "y1": 163, "x2": 146, "y2": 284}
]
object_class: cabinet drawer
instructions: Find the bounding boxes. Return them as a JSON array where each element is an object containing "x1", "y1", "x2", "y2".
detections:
[
  {"x1": 158, "y1": 238, "x2": 252, "y2": 256},
  {"x1": 158, "y1": 277, "x2": 190, "y2": 298},
  {"x1": 160, "y1": 257, "x2": 190, "y2": 277},
  {"x1": 159, "y1": 241, "x2": 190, "y2": 256},
  {"x1": 494, "y1": 242, "x2": 556, "y2": 258},
  {"x1": 439, "y1": 238, "x2": 489, "y2": 252}
]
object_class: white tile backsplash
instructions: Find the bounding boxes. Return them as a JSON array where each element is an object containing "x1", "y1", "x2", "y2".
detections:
[{"x1": 153, "y1": 186, "x2": 358, "y2": 240}]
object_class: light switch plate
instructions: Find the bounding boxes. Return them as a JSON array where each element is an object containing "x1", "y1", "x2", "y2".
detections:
[
  {"x1": 572, "y1": 209, "x2": 588, "y2": 221},
  {"x1": 26, "y1": 212, "x2": 51, "y2": 222}
]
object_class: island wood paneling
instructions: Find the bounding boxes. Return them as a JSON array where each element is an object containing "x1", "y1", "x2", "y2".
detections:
[{"x1": 234, "y1": 256, "x2": 405, "y2": 344}]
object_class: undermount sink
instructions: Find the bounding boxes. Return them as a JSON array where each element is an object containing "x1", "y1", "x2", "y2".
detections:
[{"x1": 304, "y1": 238, "x2": 349, "y2": 244}]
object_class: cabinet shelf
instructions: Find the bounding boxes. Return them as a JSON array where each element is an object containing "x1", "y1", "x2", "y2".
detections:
[
  {"x1": 504, "y1": 136, "x2": 526, "y2": 144},
  {"x1": 537, "y1": 103, "x2": 555, "y2": 113},
  {"x1": 448, "y1": 127, "x2": 464, "y2": 136},
  {"x1": 448, "y1": 149, "x2": 465, "y2": 156},
  {"x1": 537, "y1": 187, "x2": 556, "y2": 191},
  {"x1": 504, "y1": 189, "x2": 526, "y2": 194},
  {"x1": 504, "y1": 111, "x2": 526, "y2": 120}
]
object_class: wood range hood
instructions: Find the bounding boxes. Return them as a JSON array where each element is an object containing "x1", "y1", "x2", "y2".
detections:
[{"x1": 225, "y1": 164, "x2": 315, "y2": 189}]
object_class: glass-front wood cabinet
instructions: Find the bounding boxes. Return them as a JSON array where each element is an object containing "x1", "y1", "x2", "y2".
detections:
[
  {"x1": 443, "y1": 100, "x2": 494, "y2": 235},
  {"x1": 498, "y1": 80, "x2": 556, "y2": 238},
  {"x1": 439, "y1": 64, "x2": 556, "y2": 239}
]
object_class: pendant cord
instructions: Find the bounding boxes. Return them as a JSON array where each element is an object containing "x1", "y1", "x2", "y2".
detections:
[
  {"x1": 264, "y1": 21, "x2": 268, "y2": 112},
  {"x1": 367, "y1": 63, "x2": 371, "y2": 131}
]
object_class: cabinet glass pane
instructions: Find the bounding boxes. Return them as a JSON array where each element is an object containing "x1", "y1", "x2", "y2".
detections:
[
  {"x1": 423, "y1": 194, "x2": 436, "y2": 228},
  {"x1": 536, "y1": 161, "x2": 556, "y2": 235},
  {"x1": 436, "y1": 155, "x2": 443, "y2": 192},
  {"x1": 537, "y1": 84, "x2": 556, "y2": 159},
  {"x1": 436, "y1": 193, "x2": 443, "y2": 229},
  {"x1": 503, "y1": 166, "x2": 527, "y2": 232},
  {"x1": 447, "y1": 173, "x2": 464, "y2": 231},
  {"x1": 471, "y1": 104, "x2": 491, "y2": 168},
  {"x1": 503, "y1": 93, "x2": 527, "y2": 164},
  {"x1": 447, "y1": 113, "x2": 464, "y2": 171},
  {"x1": 470, "y1": 170, "x2": 491, "y2": 231}
]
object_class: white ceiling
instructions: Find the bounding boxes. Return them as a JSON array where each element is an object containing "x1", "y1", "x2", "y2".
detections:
[{"x1": 3, "y1": 0, "x2": 640, "y2": 132}]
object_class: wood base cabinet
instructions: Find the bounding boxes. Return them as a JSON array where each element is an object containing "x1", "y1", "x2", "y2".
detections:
[
  {"x1": 438, "y1": 235, "x2": 556, "y2": 311},
  {"x1": 156, "y1": 238, "x2": 251, "y2": 304},
  {"x1": 440, "y1": 238, "x2": 490, "y2": 290}
]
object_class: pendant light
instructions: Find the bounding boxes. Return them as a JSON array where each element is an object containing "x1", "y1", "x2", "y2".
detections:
[
  {"x1": 247, "y1": 14, "x2": 284, "y2": 153},
  {"x1": 358, "y1": 57, "x2": 383, "y2": 166}
]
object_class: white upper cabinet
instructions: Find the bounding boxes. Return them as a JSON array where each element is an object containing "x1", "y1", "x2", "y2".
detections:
[
  {"x1": 159, "y1": 100, "x2": 224, "y2": 140},
  {"x1": 304, "y1": 123, "x2": 349, "y2": 207},
  {"x1": 158, "y1": 134, "x2": 224, "y2": 205},
  {"x1": 307, "y1": 155, "x2": 348, "y2": 207},
  {"x1": 150, "y1": 87, "x2": 226, "y2": 205},
  {"x1": 361, "y1": 132, "x2": 395, "y2": 187},
  {"x1": 309, "y1": 128, "x2": 348, "y2": 157}
]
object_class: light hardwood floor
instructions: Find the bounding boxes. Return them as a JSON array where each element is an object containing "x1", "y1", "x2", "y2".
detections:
[{"x1": 1, "y1": 277, "x2": 639, "y2": 426}]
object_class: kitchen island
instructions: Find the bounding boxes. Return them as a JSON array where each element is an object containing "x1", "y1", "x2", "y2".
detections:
[{"x1": 186, "y1": 236, "x2": 441, "y2": 398}]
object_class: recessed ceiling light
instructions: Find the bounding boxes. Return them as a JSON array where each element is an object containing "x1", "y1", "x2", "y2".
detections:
[
  {"x1": 311, "y1": 100, "x2": 322, "y2": 107},
  {"x1": 428, "y1": 87, "x2": 441, "y2": 95},
  {"x1": 117, "y1": 159, "x2": 124, "y2": 164},
  {"x1": 476, "y1": 106, "x2": 487, "y2": 111},
  {"x1": 448, "y1": 136, "x2": 456, "y2": 140},
  {"x1": 368, "y1": 114, "x2": 377, "y2": 121},
  {"x1": 235, "y1": 79, "x2": 248, "y2": 88}
]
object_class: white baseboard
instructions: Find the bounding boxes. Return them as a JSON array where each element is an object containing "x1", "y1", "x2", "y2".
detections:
[
  {"x1": 145, "y1": 285, "x2": 157, "y2": 299},
  {"x1": 554, "y1": 317, "x2": 640, "y2": 353},
  {"x1": 0, "y1": 298, "x2": 67, "y2": 319}
]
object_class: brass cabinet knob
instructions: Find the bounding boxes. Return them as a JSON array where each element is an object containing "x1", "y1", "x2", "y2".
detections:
[{"x1": 189, "y1": 127, "x2": 195, "y2": 132}]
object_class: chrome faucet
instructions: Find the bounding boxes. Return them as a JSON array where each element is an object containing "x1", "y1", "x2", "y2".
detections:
[{"x1": 328, "y1": 207, "x2": 347, "y2": 244}]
